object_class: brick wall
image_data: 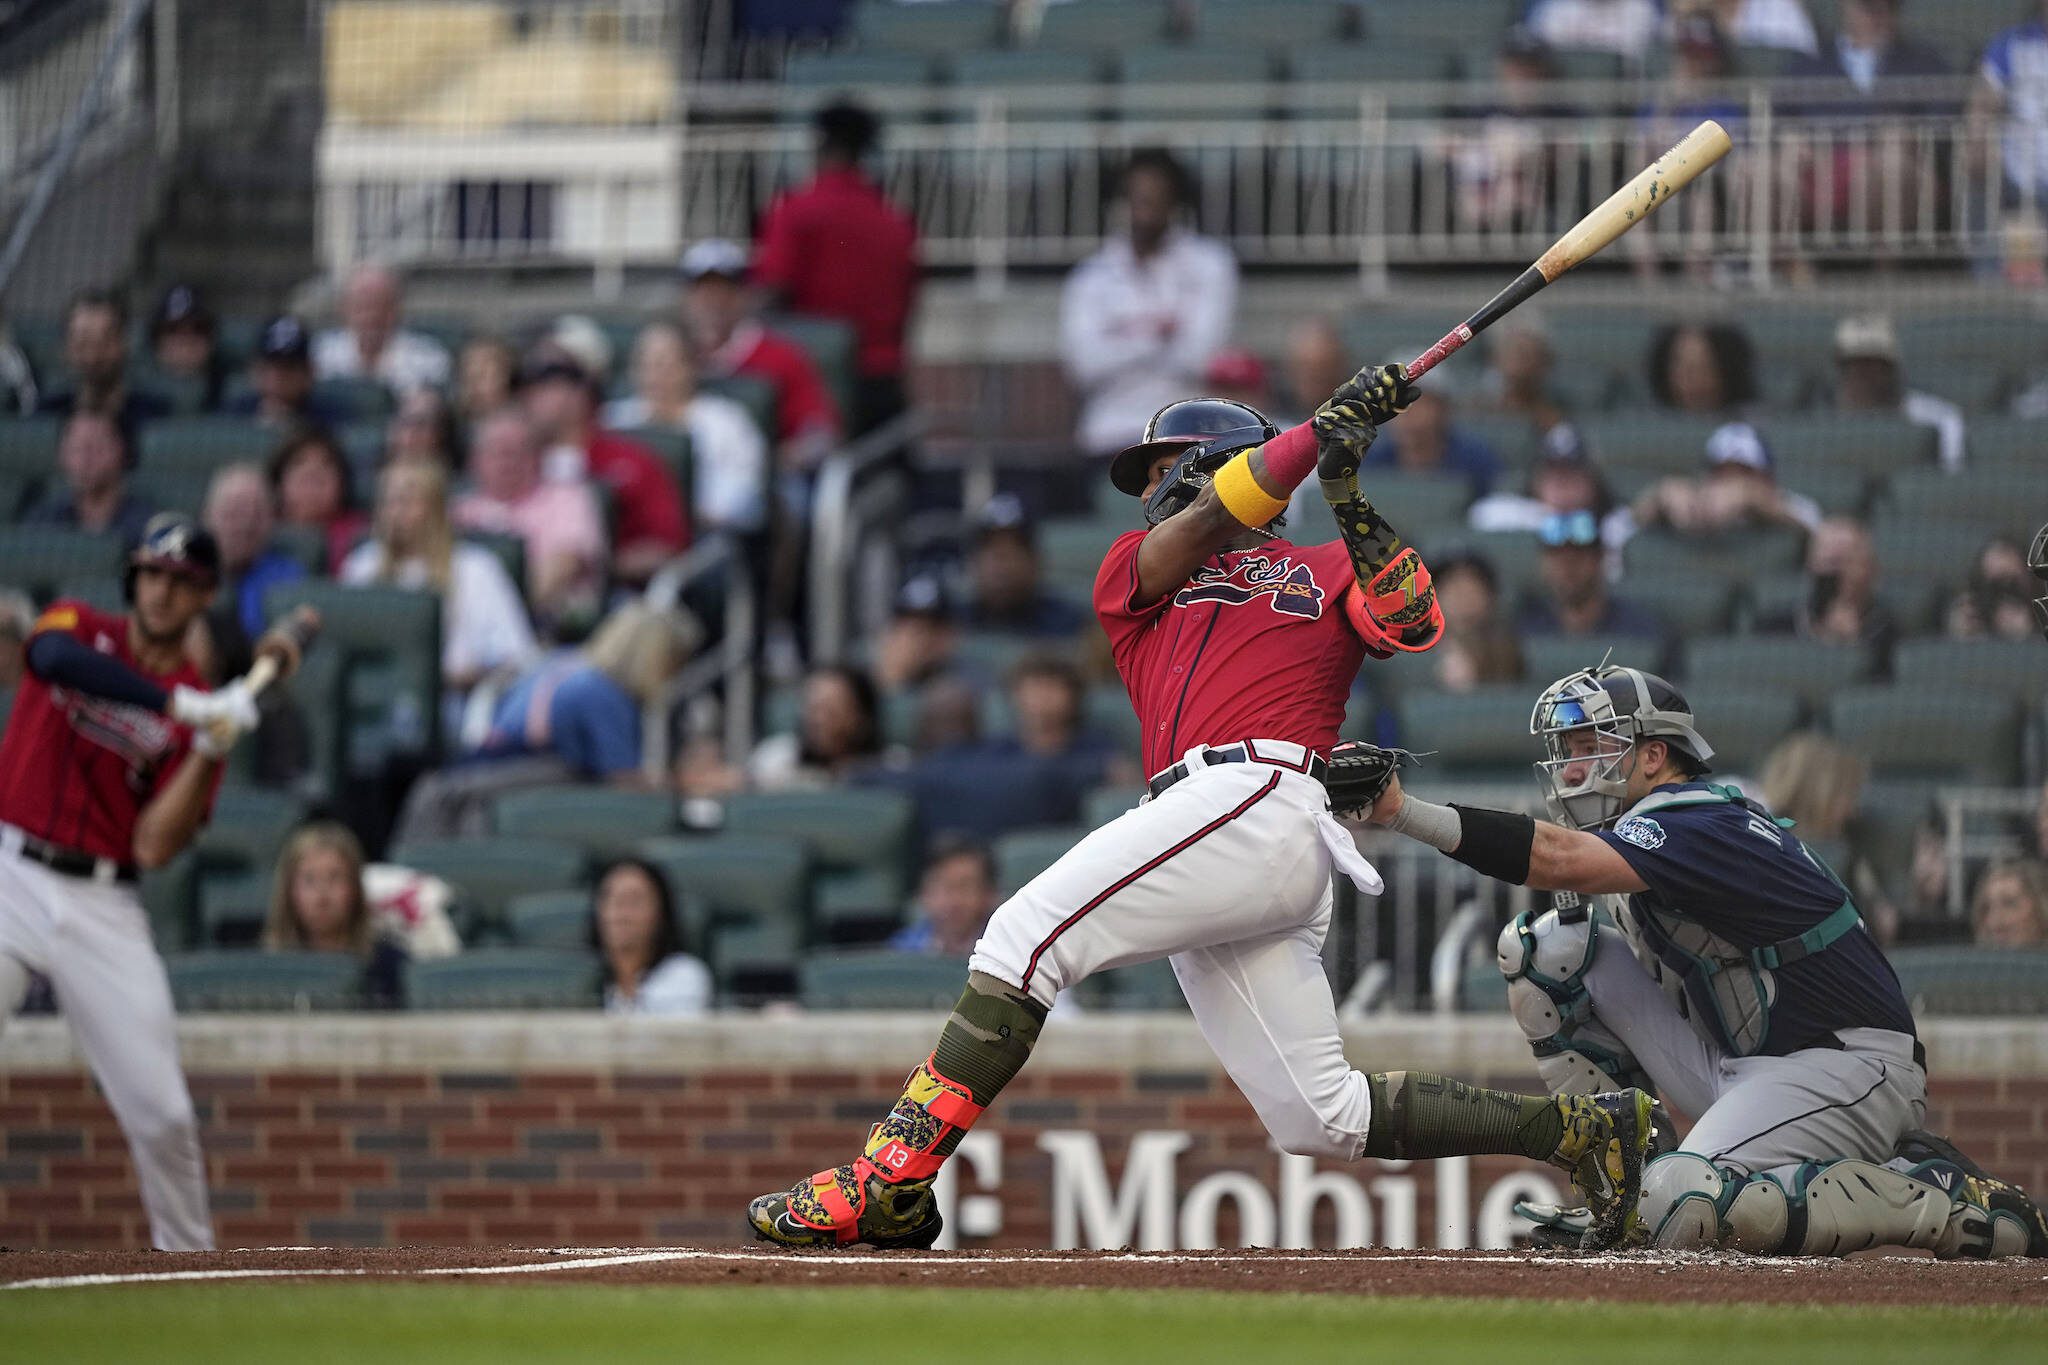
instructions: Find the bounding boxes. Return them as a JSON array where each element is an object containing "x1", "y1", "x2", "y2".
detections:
[{"x1": 3, "y1": 1018, "x2": 2044, "y2": 1251}]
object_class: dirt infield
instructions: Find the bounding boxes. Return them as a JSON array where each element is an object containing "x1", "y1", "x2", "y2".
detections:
[{"x1": 3, "y1": 1245, "x2": 2044, "y2": 1306}]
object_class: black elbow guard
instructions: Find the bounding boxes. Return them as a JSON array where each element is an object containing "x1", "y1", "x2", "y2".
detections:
[{"x1": 1445, "y1": 805, "x2": 1535, "y2": 886}]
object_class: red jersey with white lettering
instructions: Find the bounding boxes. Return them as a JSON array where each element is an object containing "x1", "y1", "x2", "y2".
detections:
[
  {"x1": 0, "y1": 601, "x2": 220, "y2": 863},
  {"x1": 1094, "y1": 532, "x2": 1368, "y2": 776}
]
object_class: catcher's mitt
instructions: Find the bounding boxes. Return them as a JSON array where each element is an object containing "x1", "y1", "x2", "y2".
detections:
[{"x1": 1323, "y1": 740, "x2": 1415, "y2": 816}]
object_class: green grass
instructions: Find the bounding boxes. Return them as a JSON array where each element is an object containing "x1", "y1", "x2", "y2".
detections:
[{"x1": 7, "y1": 1284, "x2": 2044, "y2": 1364}]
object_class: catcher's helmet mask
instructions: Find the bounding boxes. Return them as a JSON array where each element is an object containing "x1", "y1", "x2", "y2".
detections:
[
  {"x1": 1531, "y1": 665, "x2": 1713, "y2": 831},
  {"x1": 2029, "y1": 521, "x2": 2048, "y2": 641},
  {"x1": 1112, "y1": 397, "x2": 1284, "y2": 533},
  {"x1": 125, "y1": 512, "x2": 221, "y2": 604}
]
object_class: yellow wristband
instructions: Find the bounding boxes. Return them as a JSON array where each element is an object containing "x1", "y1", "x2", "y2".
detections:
[{"x1": 1212, "y1": 450, "x2": 1288, "y2": 528}]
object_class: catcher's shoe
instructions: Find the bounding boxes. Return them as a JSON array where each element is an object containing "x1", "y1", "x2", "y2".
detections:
[
  {"x1": 746, "y1": 1162, "x2": 943, "y2": 1251},
  {"x1": 1896, "y1": 1130, "x2": 2048, "y2": 1258},
  {"x1": 1549, "y1": 1088, "x2": 1655, "y2": 1251},
  {"x1": 1512, "y1": 1201, "x2": 1595, "y2": 1251}
]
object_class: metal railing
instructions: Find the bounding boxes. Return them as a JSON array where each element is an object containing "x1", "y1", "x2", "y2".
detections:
[
  {"x1": 647, "y1": 530, "x2": 758, "y2": 774},
  {"x1": 805, "y1": 411, "x2": 919, "y2": 667},
  {"x1": 1937, "y1": 787, "x2": 2042, "y2": 921}
]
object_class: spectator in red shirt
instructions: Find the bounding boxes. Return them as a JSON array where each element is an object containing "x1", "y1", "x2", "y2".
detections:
[
  {"x1": 519, "y1": 355, "x2": 688, "y2": 588},
  {"x1": 681, "y1": 239, "x2": 843, "y2": 476},
  {"x1": 752, "y1": 100, "x2": 919, "y2": 437}
]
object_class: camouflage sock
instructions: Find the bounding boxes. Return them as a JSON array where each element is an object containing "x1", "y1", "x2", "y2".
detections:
[
  {"x1": 863, "y1": 973, "x2": 1048, "y2": 1175},
  {"x1": 1364, "y1": 1070, "x2": 1564, "y2": 1161}
]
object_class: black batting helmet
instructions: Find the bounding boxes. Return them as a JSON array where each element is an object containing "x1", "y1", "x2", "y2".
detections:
[
  {"x1": 1109, "y1": 397, "x2": 1279, "y2": 498},
  {"x1": 2029, "y1": 521, "x2": 2048, "y2": 642},
  {"x1": 125, "y1": 513, "x2": 220, "y2": 603}
]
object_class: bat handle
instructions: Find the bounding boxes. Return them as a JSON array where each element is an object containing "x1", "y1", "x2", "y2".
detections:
[
  {"x1": 1404, "y1": 325, "x2": 1474, "y2": 383},
  {"x1": 244, "y1": 655, "x2": 280, "y2": 697}
]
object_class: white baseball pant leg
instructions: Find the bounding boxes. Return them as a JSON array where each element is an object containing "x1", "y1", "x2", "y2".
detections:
[
  {"x1": 0, "y1": 847, "x2": 215, "y2": 1250},
  {"x1": 971, "y1": 757, "x2": 1376, "y2": 1160}
]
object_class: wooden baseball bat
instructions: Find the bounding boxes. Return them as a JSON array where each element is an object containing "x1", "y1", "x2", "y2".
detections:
[
  {"x1": 244, "y1": 606, "x2": 322, "y2": 696},
  {"x1": 1404, "y1": 120, "x2": 1734, "y2": 382}
]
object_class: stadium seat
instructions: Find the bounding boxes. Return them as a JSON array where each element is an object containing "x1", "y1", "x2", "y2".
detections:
[
  {"x1": 0, "y1": 529, "x2": 124, "y2": 603},
  {"x1": 1826, "y1": 686, "x2": 2021, "y2": 784},
  {"x1": 797, "y1": 949, "x2": 968, "y2": 1009},
  {"x1": 504, "y1": 888, "x2": 595, "y2": 950},
  {"x1": 1889, "y1": 946, "x2": 2048, "y2": 1017},
  {"x1": 1579, "y1": 413, "x2": 1724, "y2": 473},
  {"x1": 1776, "y1": 464, "x2": 1871, "y2": 517},
  {"x1": 0, "y1": 472, "x2": 26, "y2": 519},
  {"x1": 166, "y1": 950, "x2": 363, "y2": 1012},
  {"x1": 1622, "y1": 525, "x2": 1808, "y2": 580},
  {"x1": 851, "y1": 1, "x2": 1005, "y2": 55},
  {"x1": 1546, "y1": 47, "x2": 1626, "y2": 80},
  {"x1": 947, "y1": 50, "x2": 1109, "y2": 117},
  {"x1": 270, "y1": 524, "x2": 330, "y2": 576},
  {"x1": 192, "y1": 788, "x2": 308, "y2": 943},
  {"x1": 1395, "y1": 686, "x2": 1541, "y2": 779},
  {"x1": 1118, "y1": 44, "x2": 1277, "y2": 89},
  {"x1": 388, "y1": 836, "x2": 587, "y2": 938},
  {"x1": 616, "y1": 426, "x2": 691, "y2": 505},
  {"x1": 1869, "y1": 518, "x2": 1992, "y2": 599},
  {"x1": 1081, "y1": 784, "x2": 1145, "y2": 827},
  {"x1": 637, "y1": 832, "x2": 811, "y2": 975},
  {"x1": 1961, "y1": 416, "x2": 2040, "y2": 472},
  {"x1": 994, "y1": 825, "x2": 1084, "y2": 896},
  {"x1": 781, "y1": 49, "x2": 935, "y2": 91},
  {"x1": 1084, "y1": 683, "x2": 1143, "y2": 753},
  {"x1": 722, "y1": 788, "x2": 917, "y2": 927},
  {"x1": 1759, "y1": 415, "x2": 1935, "y2": 479},
  {"x1": 129, "y1": 467, "x2": 214, "y2": 520},
  {"x1": 0, "y1": 415, "x2": 61, "y2": 483},
  {"x1": 764, "y1": 315, "x2": 858, "y2": 431},
  {"x1": 1682, "y1": 686, "x2": 1803, "y2": 777},
  {"x1": 1361, "y1": 0, "x2": 1516, "y2": 47},
  {"x1": 1035, "y1": 1, "x2": 1175, "y2": 53},
  {"x1": 1038, "y1": 515, "x2": 1125, "y2": 595},
  {"x1": 1621, "y1": 571, "x2": 1737, "y2": 637},
  {"x1": 1519, "y1": 636, "x2": 1654, "y2": 690},
  {"x1": 1892, "y1": 637, "x2": 2047, "y2": 709},
  {"x1": 1351, "y1": 473, "x2": 1473, "y2": 540},
  {"x1": 136, "y1": 416, "x2": 279, "y2": 471},
  {"x1": 1199, "y1": 0, "x2": 1349, "y2": 48},
  {"x1": 1886, "y1": 467, "x2": 2045, "y2": 537},
  {"x1": 1683, "y1": 637, "x2": 1869, "y2": 709},
  {"x1": 702, "y1": 374, "x2": 777, "y2": 443},
  {"x1": 1461, "y1": 530, "x2": 1542, "y2": 603},
  {"x1": 405, "y1": 948, "x2": 602, "y2": 1010},
  {"x1": 492, "y1": 786, "x2": 681, "y2": 859},
  {"x1": 264, "y1": 582, "x2": 443, "y2": 790}
]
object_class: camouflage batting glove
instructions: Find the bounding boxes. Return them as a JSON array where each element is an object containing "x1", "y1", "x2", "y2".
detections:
[{"x1": 1313, "y1": 364, "x2": 1418, "y2": 479}]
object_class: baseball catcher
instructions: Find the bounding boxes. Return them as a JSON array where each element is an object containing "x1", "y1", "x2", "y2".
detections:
[
  {"x1": 1360, "y1": 663, "x2": 2048, "y2": 1257},
  {"x1": 747, "y1": 367, "x2": 1655, "y2": 1253}
]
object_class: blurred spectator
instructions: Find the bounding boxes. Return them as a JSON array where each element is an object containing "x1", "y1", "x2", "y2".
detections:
[
  {"x1": 1360, "y1": 354, "x2": 1501, "y2": 499},
  {"x1": 341, "y1": 460, "x2": 539, "y2": 695},
  {"x1": 476, "y1": 602, "x2": 695, "y2": 783},
  {"x1": 269, "y1": 428, "x2": 365, "y2": 574},
  {"x1": 910, "y1": 674, "x2": 983, "y2": 755},
  {"x1": 1476, "y1": 316, "x2": 1577, "y2": 449},
  {"x1": 1525, "y1": 0, "x2": 1662, "y2": 61},
  {"x1": 960, "y1": 494, "x2": 1085, "y2": 639},
  {"x1": 1787, "y1": 0, "x2": 1946, "y2": 90},
  {"x1": 1431, "y1": 552, "x2": 1523, "y2": 691},
  {"x1": 1757, "y1": 731, "x2": 1897, "y2": 942},
  {"x1": 602, "y1": 320, "x2": 770, "y2": 536},
  {"x1": 264, "y1": 822, "x2": 409, "y2": 1009},
  {"x1": 1974, "y1": 3, "x2": 2048, "y2": 215},
  {"x1": 147, "y1": 285, "x2": 225, "y2": 412},
  {"x1": 312, "y1": 262, "x2": 451, "y2": 398},
  {"x1": 453, "y1": 408, "x2": 607, "y2": 627},
  {"x1": 754, "y1": 99, "x2": 920, "y2": 437},
  {"x1": 545, "y1": 315, "x2": 614, "y2": 392},
  {"x1": 592, "y1": 857, "x2": 712, "y2": 1016},
  {"x1": 386, "y1": 387, "x2": 461, "y2": 474},
  {"x1": 2033, "y1": 780, "x2": 2048, "y2": 860},
  {"x1": 1202, "y1": 348, "x2": 1271, "y2": 411},
  {"x1": 1060, "y1": 147, "x2": 1237, "y2": 457},
  {"x1": 0, "y1": 588, "x2": 34, "y2": 691},
  {"x1": 456, "y1": 336, "x2": 519, "y2": 429},
  {"x1": 231, "y1": 316, "x2": 346, "y2": 435},
  {"x1": 1945, "y1": 534, "x2": 2043, "y2": 640},
  {"x1": 38, "y1": 289, "x2": 169, "y2": 428},
  {"x1": 1001, "y1": 654, "x2": 1126, "y2": 799},
  {"x1": 681, "y1": 663, "x2": 888, "y2": 798},
  {"x1": 1831, "y1": 315, "x2": 1966, "y2": 471},
  {"x1": 1283, "y1": 317, "x2": 1350, "y2": 424},
  {"x1": 681, "y1": 239, "x2": 843, "y2": 474},
  {"x1": 1971, "y1": 857, "x2": 2048, "y2": 949},
  {"x1": 1517, "y1": 510, "x2": 1668, "y2": 645},
  {"x1": 890, "y1": 836, "x2": 999, "y2": 957},
  {"x1": 1469, "y1": 445, "x2": 1630, "y2": 564},
  {"x1": 0, "y1": 308, "x2": 36, "y2": 414},
  {"x1": 1647, "y1": 322, "x2": 1757, "y2": 415},
  {"x1": 22, "y1": 412, "x2": 153, "y2": 544},
  {"x1": 1655, "y1": 16, "x2": 1747, "y2": 130},
  {"x1": 1452, "y1": 28, "x2": 1564, "y2": 235},
  {"x1": 1687, "y1": 0, "x2": 1818, "y2": 54},
  {"x1": 520, "y1": 355, "x2": 688, "y2": 587},
  {"x1": 203, "y1": 463, "x2": 304, "y2": 642},
  {"x1": 1630, "y1": 422, "x2": 1822, "y2": 536},
  {"x1": 1760, "y1": 515, "x2": 1898, "y2": 665},
  {"x1": 874, "y1": 576, "x2": 962, "y2": 697}
]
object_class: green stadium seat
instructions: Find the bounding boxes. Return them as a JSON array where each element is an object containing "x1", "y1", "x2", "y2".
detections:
[
  {"x1": 617, "y1": 426, "x2": 692, "y2": 506},
  {"x1": 1759, "y1": 415, "x2": 1935, "y2": 479},
  {"x1": 1461, "y1": 530, "x2": 1542, "y2": 602},
  {"x1": 1886, "y1": 467, "x2": 2046, "y2": 536},
  {"x1": 1892, "y1": 637, "x2": 2048, "y2": 708},
  {"x1": 1579, "y1": 413, "x2": 1723, "y2": 473},
  {"x1": 948, "y1": 50, "x2": 1108, "y2": 115},
  {"x1": 782, "y1": 49, "x2": 936, "y2": 91},
  {"x1": 504, "y1": 888, "x2": 595, "y2": 949},
  {"x1": 1038, "y1": 515, "x2": 1125, "y2": 594},
  {"x1": 1520, "y1": 636, "x2": 1654, "y2": 691},
  {"x1": 1961, "y1": 416, "x2": 2040, "y2": 472},
  {"x1": 1684, "y1": 636, "x2": 1871, "y2": 709},
  {"x1": 1362, "y1": 0, "x2": 1515, "y2": 47},
  {"x1": 1889, "y1": 946, "x2": 2048, "y2": 1017},
  {"x1": 994, "y1": 825, "x2": 1084, "y2": 896},
  {"x1": 1623, "y1": 526, "x2": 1808, "y2": 580},
  {"x1": 1621, "y1": 571, "x2": 1737, "y2": 637},
  {"x1": 492, "y1": 786, "x2": 681, "y2": 859},
  {"x1": 1731, "y1": 43, "x2": 1800, "y2": 77},
  {"x1": 142, "y1": 848, "x2": 201, "y2": 949},
  {"x1": 1912, "y1": 358, "x2": 2010, "y2": 413},
  {"x1": 270, "y1": 524, "x2": 330, "y2": 576},
  {"x1": 702, "y1": 374, "x2": 777, "y2": 442},
  {"x1": 1682, "y1": 686, "x2": 1803, "y2": 777},
  {"x1": 638, "y1": 832, "x2": 811, "y2": 974},
  {"x1": 1899, "y1": 311, "x2": 2048, "y2": 371},
  {"x1": 167, "y1": 950, "x2": 363, "y2": 1012},
  {"x1": 192, "y1": 787, "x2": 307, "y2": 942},
  {"x1": 264, "y1": 582, "x2": 442, "y2": 790},
  {"x1": 1825, "y1": 686, "x2": 2020, "y2": 784},
  {"x1": 0, "y1": 415, "x2": 61, "y2": 482},
  {"x1": 463, "y1": 530, "x2": 526, "y2": 596},
  {"x1": 1869, "y1": 518, "x2": 1992, "y2": 599},
  {"x1": 1084, "y1": 683, "x2": 1142, "y2": 753},
  {"x1": 388, "y1": 836, "x2": 587, "y2": 936},
  {"x1": 136, "y1": 416, "x2": 279, "y2": 471},
  {"x1": 1394, "y1": 686, "x2": 1541, "y2": 778},
  {"x1": 851, "y1": 1, "x2": 1005, "y2": 54},
  {"x1": 764, "y1": 314, "x2": 858, "y2": 431},
  {"x1": 1200, "y1": 0, "x2": 1348, "y2": 47},
  {"x1": 405, "y1": 948, "x2": 602, "y2": 1010},
  {"x1": 1352, "y1": 472, "x2": 1473, "y2": 539},
  {"x1": 1035, "y1": 1, "x2": 1175, "y2": 52},
  {"x1": 0, "y1": 472, "x2": 27, "y2": 518},
  {"x1": 1081, "y1": 784, "x2": 1145, "y2": 827},
  {"x1": 309, "y1": 376, "x2": 398, "y2": 424},
  {"x1": 1118, "y1": 44, "x2": 1276, "y2": 88},
  {"x1": 129, "y1": 467, "x2": 214, "y2": 519},
  {"x1": 1777, "y1": 464, "x2": 1872, "y2": 517},
  {"x1": 51, "y1": 575, "x2": 125, "y2": 615},
  {"x1": 798, "y1": 949, "x2": 968, "y2": 1009},
  {"x1": 0, "y1": 529, "x2": 124, "y2": 603},
  {"x1": 198, "y1": 870, "x2": 272, "y2": 944},
  {"x1": 1546, "y1": 47, "x2": 1627, "y2": 80},
  {"x1": 722, "y1": 788, "x2": 917, "y2": 925}
]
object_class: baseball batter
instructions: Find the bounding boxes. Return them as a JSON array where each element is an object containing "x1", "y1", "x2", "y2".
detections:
[
  {"x1": 1361, "y1": 664, "x2": 2048, "y2": 1257},
  {"x1": 749, "y1": 367, "x2": 1654, "y2": 1252},
  {"x1": 0, "y1": 515, "x2": 270, "y2": 1251}
]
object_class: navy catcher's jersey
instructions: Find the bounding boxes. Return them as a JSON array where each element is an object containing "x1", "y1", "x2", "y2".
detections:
[{"x1": 1593, "y1": 782, "x2": 1916, "y2": 1057}]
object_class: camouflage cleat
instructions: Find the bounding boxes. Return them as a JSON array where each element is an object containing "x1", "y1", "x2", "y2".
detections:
[
  {"x1": 1896, "y1": 1130, "x2": 2048, "y2": 1259},
  {"x1": 1549, "y1": 1088, "x2": 1656, "y2": 1251},
  {"x1": 1512, "y1": 1200, "x2": 1595, "y2": 1251},
  {"x1": 746, "y1": 1163, "x2": 943, "y2": 1251}
]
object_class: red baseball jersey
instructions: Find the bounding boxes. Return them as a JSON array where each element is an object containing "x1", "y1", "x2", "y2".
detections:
[
  {"x1": 0, "y1": 601, "x2": 220, "y2": 863},
  {"x1": 1095, "y1": 531, "x2": 1368, "y2": 777}
]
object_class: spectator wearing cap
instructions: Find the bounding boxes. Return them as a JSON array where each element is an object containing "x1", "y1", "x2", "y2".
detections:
[
  {"x1": 1430, "y1": 552, "x2": 1523, "y2": 692},
  {"x1": 23, "y1": 411, "x2": 154, "y2": 545},
  {"x1": 546, "y1": 315, "x2": 615, "y2": 391},
  {"x1": 232, "y1": 316, "x2": 349, "y2": 435},
  {"x1": 269, "y1": 428, "x2": 366, "y2": 575},
  {"x1": 1831, "y1": 314, "x2": 1966, "y2": 472},
  {"x1": 519, "y1": 354, "x2": 687, "y2": 588},
  {"x1": 1759, "y1": 515, "x2": 1899, "y2": 669},
  {"x1": 960, "y1": 494, "x2": 1086, "y2": 640},
  {"x1": 602, "y1": 320, "x2": 770, "y2": 536},
  {"x1": 38, "y1": 289, "x2": 169, "y2": 429},
  {"x1": 890, "y1": 837, "x2": 999, "y2": 957},
  {"x1": 874, "y1": 575, "x2": 965, "y2": 698},
  {"x1": 1630, "y1": 421, "x2": 1822, "y2": 537},
  {"x1": 1061, "y1": 147, "x2": 1238, "y2": 458},
  {"x1": 1517, "y1": 510, "x2": 1669, "y2": 653},
  {"x1": 1359, "y1": 352, "x2": 1501, "y2": 500},
  {"x1": 147, "y1": 285, "x2": 227, "y2": 413},
  {"x1": 454, "y1": 407, "x2": 608, "y2": 628},
  {"x1": 680, "y1": 239, "x2": 843, "y2": 475},
  {"x1": 752, "y1": 99, "x2": 919, "y2": 437},
  {"x1": 1525, "y1": 0, "x2": 1663, "y2": 62},
  {"x1": 1468, "y1": 439, "x2": 1632, "y2": 567},
  {"x1": 312, "y1": 262, "x2": 451, "y2": 399}
]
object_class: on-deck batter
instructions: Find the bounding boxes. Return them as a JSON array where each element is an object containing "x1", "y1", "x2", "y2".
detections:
[
  {"x1": 0, "y1": 515, "x2": 265, "y2": 1251},
  {"x1": 747, "y1": 366, "x2": 1654, "y2": 1252}
]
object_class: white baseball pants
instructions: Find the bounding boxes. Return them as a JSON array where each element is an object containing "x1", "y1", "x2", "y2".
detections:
[
  {"x1": 0, "y1": 839, "x2": 215, "y2": 1250},
  {"x1": 970, "y1": 742, "x2": 1384, "y2": 1161}
]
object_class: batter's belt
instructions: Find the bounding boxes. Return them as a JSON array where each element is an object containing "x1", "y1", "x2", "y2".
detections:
[
  {"x1": 0, "y1": 823, "x2": 137, "y2": 884},
  {"x1": 1145, "y1": 740, "x2": 1331, "y2": 799}
]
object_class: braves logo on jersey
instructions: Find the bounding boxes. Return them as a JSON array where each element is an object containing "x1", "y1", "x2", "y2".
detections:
[
  {"x1": 54, "y1": 688, "x2": 180, "y2": 792},
  {"x1": 1173, "y1": 555, "x2": 1326, "y2": 619}
]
